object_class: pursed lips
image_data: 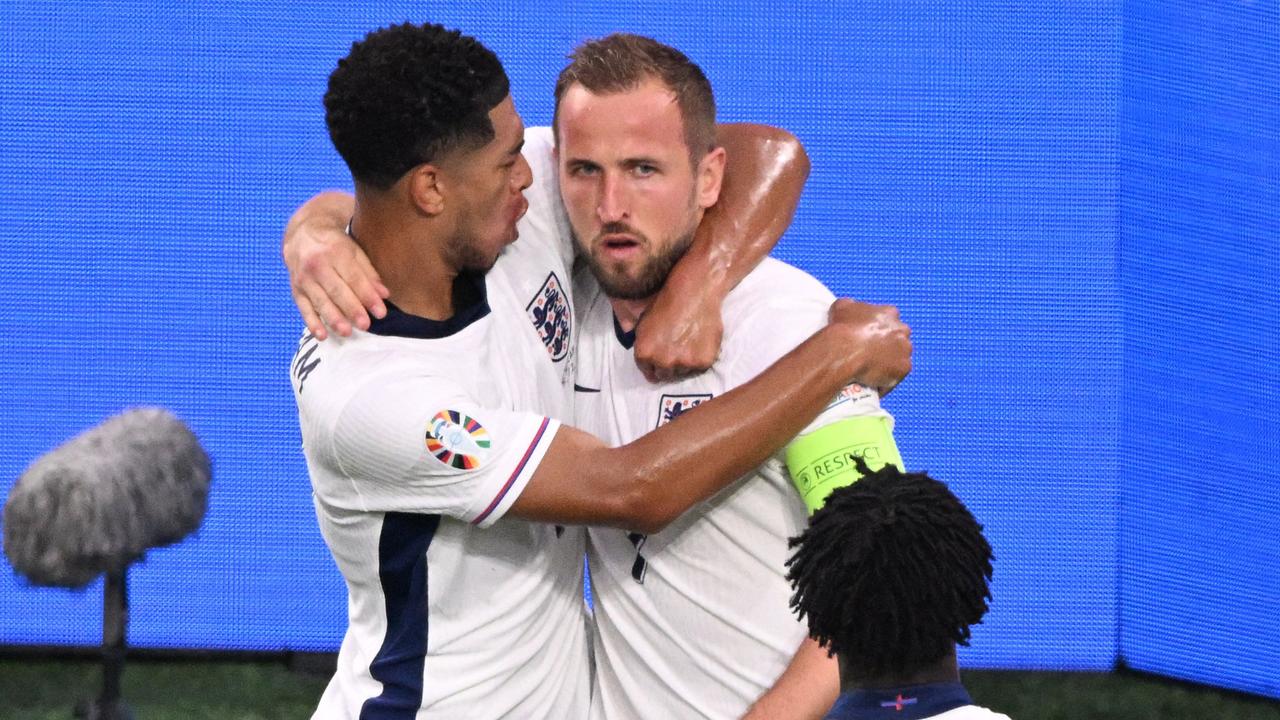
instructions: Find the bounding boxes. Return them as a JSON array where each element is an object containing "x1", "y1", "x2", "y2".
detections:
[{"x1": 511, "y1": 196, "x2": 529, "y2": 223}]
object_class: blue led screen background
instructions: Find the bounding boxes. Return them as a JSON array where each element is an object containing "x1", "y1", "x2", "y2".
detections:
[{"x1": 0, "y1": 0, "x2": 1275, "y2": 699}]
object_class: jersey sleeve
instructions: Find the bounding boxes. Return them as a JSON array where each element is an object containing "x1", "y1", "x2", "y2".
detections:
[
  {"x1": 323, "y1": 372, "x2": 561, "y2": 528},
  {"x1": 519, "y1": 126, "x2": 576, "y2": 271},
  {"x1": 723, "y1": 265, "x2": 893, "y2": 437},
  {"x1": 723, "y1": 265, "x2": 901, "y2": 509}
]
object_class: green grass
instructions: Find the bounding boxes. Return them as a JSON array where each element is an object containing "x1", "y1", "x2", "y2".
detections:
[
  {"x1": 0, "y1": 658, "x2": 327, "y2": 720},
  {"x1": 964, "y1": 670, "x2": 1280, "y2": 720},
  {"x1": 0, "y1": 658, "x2": 1277, "y2": 719}
]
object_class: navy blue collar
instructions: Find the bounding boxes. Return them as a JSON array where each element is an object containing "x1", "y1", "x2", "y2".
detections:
[
  {"x1": 613, "y1": 313, "x2": 636, "y2": 350},
  {"x1": 824, "y1": 682, "x2": 973, "y2": 720},
  {"x1": 367, "y1": 272, "x2": 490, "y2": 339}
]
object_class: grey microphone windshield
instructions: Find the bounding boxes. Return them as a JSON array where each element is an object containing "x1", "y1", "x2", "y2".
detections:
[{"x1": 3, "y1": 408, "x2": 211, "y2": 588}]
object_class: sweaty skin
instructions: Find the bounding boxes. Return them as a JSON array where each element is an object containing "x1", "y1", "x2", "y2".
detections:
[
  {"x1": 292, "y1": 91, "x2": 908, "y2": 720},
  {"x1": 510, "y1": 298, "x2": 911, "y2": 532},
  {"x1": 281, "y1": 124, "x2": 808, "y2": 380},
  {"x1": 556, "y1": 76, "x2": 847, "y2": 719}
]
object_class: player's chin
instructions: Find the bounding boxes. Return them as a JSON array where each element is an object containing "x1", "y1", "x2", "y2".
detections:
[
  {"x1": 596, "y1": 269, "x2": 653, "y2": 301},
  {"x1": 503, "y1": 220, "x2": 521, "y2": 245},
  {"x1": 474, "y1": 243, "x2": 506, "y2": 272}
]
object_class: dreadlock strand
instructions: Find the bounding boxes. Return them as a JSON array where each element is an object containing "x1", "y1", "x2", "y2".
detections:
[{"x1": 787, "y1": 464, "x2": 995, "y2": 681}]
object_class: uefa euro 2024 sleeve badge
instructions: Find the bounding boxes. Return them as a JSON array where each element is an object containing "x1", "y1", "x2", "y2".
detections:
[{"x1": 425, "y1": 410, "x2": 491, "y2": 470}]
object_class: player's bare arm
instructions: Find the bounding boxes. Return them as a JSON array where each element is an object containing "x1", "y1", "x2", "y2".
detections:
[
  {"x1": 280, "y1": 123, "x2": 805, "y2": 360},
  {"x1": 740, "y1": 637, "x2": 840, "y2": 720},
  {"x1": 282, "y1": 190, "x2": 386, "y2": 339},
  {"x1": 632, "y1": 123, "x2": 809, "y2": 381},
  {"x1": 509, "y1": 298, "x2": 910, "y2": 533}
]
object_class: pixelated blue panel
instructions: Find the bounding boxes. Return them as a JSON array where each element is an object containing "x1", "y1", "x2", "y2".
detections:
[
  {"x1": 0, "y1": 0, "x2": 367, "y2": 651},
  {"x1": 1120, "y1": 0, "x2": 1280, "y2": 699},
  {"x1": 496, "y1": 0, "x2": 1124, "y2": 670},
  {"x1": 3, "y1": 0, "x2": 1267, "y2": 695},
  {"x1": 0, "y1": 0, "x2": 1120, "y2": 666}
]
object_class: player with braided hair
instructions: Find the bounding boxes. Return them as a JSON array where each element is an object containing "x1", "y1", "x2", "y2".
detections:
[{"x1": 787, "y1": 463, "x2": 1012, "y2": 719}]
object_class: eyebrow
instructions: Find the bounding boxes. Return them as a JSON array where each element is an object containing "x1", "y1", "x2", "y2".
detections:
[
  {"x1": 562, "y1": 155, "x2": 661, "y2": 167},
  {"x1": 622, "y1": 156, "x2": 661, "y2": 167}
]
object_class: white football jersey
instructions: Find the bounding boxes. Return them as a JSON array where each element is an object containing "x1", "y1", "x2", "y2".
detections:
[
  {"x1": 292, "y1": 127, "x2": 591, "y2": 719},
  {"x1": 574, "y1": 257, "x2": 896, "y2": 719},
  {"x1": 931, "y1": 707, "x2": 1014, "y2": 720}
]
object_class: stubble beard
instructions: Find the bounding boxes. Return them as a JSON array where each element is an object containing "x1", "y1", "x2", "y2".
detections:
[
  {"x1": 446, "y1": 229, "x2": 500, "y2": 275},
  {"x1": 583, "y1": 193, "x2": 701, "y2": 302},
  {"x1": 584, "y1": 227, "x2": 693, "y2": 301}
]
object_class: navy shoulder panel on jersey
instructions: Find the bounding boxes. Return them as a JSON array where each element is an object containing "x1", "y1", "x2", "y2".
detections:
[{"x1": 367, "y1": 272, "x2": 490, "y2": 340}]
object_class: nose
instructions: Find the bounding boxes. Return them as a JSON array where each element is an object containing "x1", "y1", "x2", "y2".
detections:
[
  {"x1": 513, "y1": 154, "x2": 533, "y2": 193},
  {"x1": 596, "y1": 172, "x2": 627, "y2": 223}
]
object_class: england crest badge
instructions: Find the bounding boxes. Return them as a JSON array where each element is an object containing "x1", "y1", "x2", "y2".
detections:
[
  {"x1": 656, "y1": 393, "x2": 713, "y2": 427},
  {"x1": 526, "y1": 271, "x2": 572, "y2": 362}
]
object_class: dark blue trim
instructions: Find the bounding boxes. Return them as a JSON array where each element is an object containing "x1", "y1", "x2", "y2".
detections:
[
  {"x1": 359, "y1": 512, "x2": 442, "y2": 720},
  {"x1": 824, "y1": 682, "x2": 974, "y2": 720},
  {"x1": 613, "y1": 313, "x2": 636, "y2": 350},
  {"x1": 471, "y1": 417, "x2": 551, "y2": 525},
  {"x1": 367, "y1": 272, "x2": 490, "y2": 339}
]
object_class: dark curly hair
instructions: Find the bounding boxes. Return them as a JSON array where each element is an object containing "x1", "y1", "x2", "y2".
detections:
[
  {"x1": 786, "y1": 462, "x2": 993, "y2": 680},
  {"x1": 324, "y1": 22, "x2": 510, "y2": 190}
]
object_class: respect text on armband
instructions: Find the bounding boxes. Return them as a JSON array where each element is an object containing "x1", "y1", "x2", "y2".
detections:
[{"x1": 792, "y1": 442, "x2": 885, "y2": 496}]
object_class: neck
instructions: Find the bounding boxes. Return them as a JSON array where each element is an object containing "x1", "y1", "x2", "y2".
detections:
[
  {"x1": 840, "y1": 648, "x2": 961, "y2": 694},
  {"x1": 351, "y1": 192, "x2": 458, "y2": 321},
  {"x1": 608, "y1": 297, "x2": 654, "y2": 333}
]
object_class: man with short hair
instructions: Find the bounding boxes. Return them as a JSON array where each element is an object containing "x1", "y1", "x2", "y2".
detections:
[
  {"x1": 787, "y1": 463, "x2": 1011, "y2": 720},
  {"x1": 293, "y1": 22, "x2": 911, "y2": 718},
  {"x1": 557, "y1": 34, "x2": 905, "y2": 719}
]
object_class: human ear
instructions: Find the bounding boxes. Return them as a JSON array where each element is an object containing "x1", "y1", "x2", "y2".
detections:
[
  {"x1": 408, "y1": 164, "x2": 446, "y2": 216},
  {"x1": 696, "y1": 146, "x2": 727, "y2": 209}
]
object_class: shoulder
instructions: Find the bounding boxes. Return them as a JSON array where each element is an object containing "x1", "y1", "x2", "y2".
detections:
[
  {"x1": 723, "y1": 257, "x2": 835, "y2": 319},
  {"x1": 521, "y1": 126, "x2": 556, "y2": 181},
  {"x1": 293, "y1": 333, "x2": 470, "y2": 471},
  {"x1": 295, "y1": 332, "x2": 466, "y2": 414},
  {"x1": 293, "y1": 330, "x2": 398, "y2": 399},
  {"x1": 720, "y1": 258, "x2": 836, "y2": 377}
]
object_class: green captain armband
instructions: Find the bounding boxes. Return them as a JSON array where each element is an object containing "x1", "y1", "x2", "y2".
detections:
[{"x1": 786, "y1": 415, "x2": 904, "y2": 513}]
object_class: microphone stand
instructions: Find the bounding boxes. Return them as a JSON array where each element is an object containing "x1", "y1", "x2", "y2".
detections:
[{"x1": 76, "y1": 566, "x2": 134, "y2": 720}]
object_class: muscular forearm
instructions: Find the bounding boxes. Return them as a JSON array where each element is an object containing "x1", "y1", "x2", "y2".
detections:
[
  {"x1": 511, "y1": 301, "x2": 908, "y2": 528},
  {"x1": 600, "y1": 324, "x2": 866, "y2": 532},
  {"x1": 669, "y1": 123, "x2": 809, "y2": 297},
  {"x1": 633, "y1": 124, "x2": 809, "y2": 379},
  {"x1": 742, "y1": 638, "x2": 840, "y2": 720}
]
